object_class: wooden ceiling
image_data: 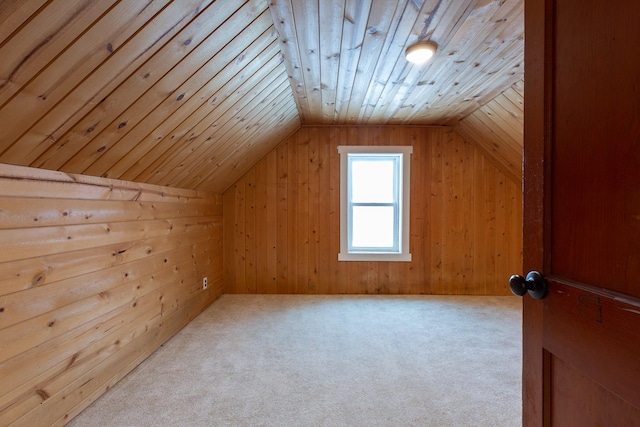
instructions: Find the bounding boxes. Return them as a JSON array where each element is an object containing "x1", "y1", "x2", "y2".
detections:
[
  {"x1": 271, "y1": 0, "x2": 523, "y2": 125},
  {"x1": 0, "y1": 0, "x2": 523, "y2": 193},
  {"x1": 455, "y1": 78, "x2": 523, "y2": 181}
]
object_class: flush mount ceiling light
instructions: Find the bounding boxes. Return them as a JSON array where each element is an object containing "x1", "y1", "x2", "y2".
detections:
[{"x1": 405, "y1": 40, "x2": 438, "y2": 64}]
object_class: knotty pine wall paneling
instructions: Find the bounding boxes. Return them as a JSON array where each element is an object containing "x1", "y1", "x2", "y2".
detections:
[
  {"x1": 224, "y1": 126, "x2": 522, "y2": 295},
  {"x1": 0, "y1": 163, "x2": 223, "y2": 426}
]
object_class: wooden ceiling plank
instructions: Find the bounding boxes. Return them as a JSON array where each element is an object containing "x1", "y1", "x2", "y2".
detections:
[
  {"x1": 401, "y1": 1, "x2": 510, "y2": 116},
  {"x1": 0, "y1": 0, "x2": 171, "y2": 149},
  {"x1": 192, "y1": 101, "x2": 300, "y2": 192},
  {"x1": 420, "y1": 8, "x2": 523, "y2": 110},
  {"x1": 343, "y1": 0, "x2": 404, "y2": 124},
  {"x1": 403, "y1": 0, "x2": 523, "y2": 122},
  {"x1": 469, "y1": 105, "x2": 522, "y2": 160},
  {"x1": 141, "y1": 65, "x2": 290, "y2": 186},
  {"x1": 480, "y1": 103, "x2": 523, "y2": 145},
  {"x1": 413, "y1": 36, "x2": 522, "y2": 123},
  {"x1": 415, "y1": 44, "x2": 522, "y2": 124},
  {"x1": 455, "y1": 123, "x2": 519, "y2": 181},
  {"x1": 363, "y1": 0, "x2": 478, "y2": 124},
  {"x1": 491, "y1": 93, "x2": 524, "y2": 130},
  {"x1": 459, "y1": 108, "x2": 519, "y2": 153},
  {"x1": 74, "y1": 8, "x2": 274, "y2": 178},
  {"x1": 393, "y1": 0, "x2": 515, "y2": 122},
  {"x1": 0, "y1": 0, "x2": 215, "y2": 166},
  {"x1": 439, "y1": 46, "x2": 523, "y2": 124},
  {"x1": 179, "y1": 104, "x2": 299, "y2": 192},
  {"x1": 135, "y1": 53, "x2": 288, "y2": 186},
  {"x1": 436, "y1": 0, "x2": 506, "y2": 61},
  {"x1": 455, "y1": 111, "x2": 522, "y2": 176},
  {"x1": 334, "y1": 0, "x2": 372, "y2": 122},
  {"x1": 163, "y1": 77, "x2": 293, "y2": 187},
  {"x1": 290, "y1": 0, "x2": 322, "y2": 122},
  {"x1": 0, "y1": 0, "x2": 118, "y2": 108},
  {"x1": 268, "y1": 0, "x2": 309, "y2": 121},
  {"x1": 170, "y1": 83, "x2": 295, "y2": 188},
  {"x1": 0, "y1": 0, "x2": 49, "y2": 47},
  {"x1": 0, "y1": 0, "x2": 121, "y2": 157},
  {"x1": 102, "y1": 29, "x2": 280, "y2": 183},
  {"x1": 196, "y1": 111, "x2": 300, "y2": 192},
  {"x1": 358, "y1": 0, "x2": 441, "y2": 123},
  {"x1": 500, "y1": 83, "x2": 524, "y2": 111},
  {"x1": 510, "y1": 77, "x2": 523, "y2": 93},
  {"x1": 394, "y1": 0, "x2": 516, "y2": 123},
  {"x1": 152, "y1": 80, "x2": 290, "y2": 186},
  {"x1": 31, "y1": 0, "x2": 260, "y2": 172},
  {"x1": 129, "y1": 47, "x2": 281, "y2": 178},
  {"x1": 121, "y1": 41, "x2": 283, "y2": 184},
  {"x1": 318, "y1": 0, "x2": 345, "y2": 123},
  {"x1": 367, "y1": 0, "x2": 464, "y2": 123},
  {"x1": 373, "y1": 0, "x2": 506, "y2": 123}
]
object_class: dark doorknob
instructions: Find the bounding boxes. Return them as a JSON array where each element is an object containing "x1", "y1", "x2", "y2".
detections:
[{"x1": 509, "y1": 271, "x2": 547, "y2": 299}]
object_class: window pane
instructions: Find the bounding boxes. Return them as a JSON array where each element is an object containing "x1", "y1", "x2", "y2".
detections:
[
  {"x1": 351, "y1": 206, "x2": 395, "y2": 249},
  {"x1": 350, "y1": 159, "x2": 395, "y2": 203}
]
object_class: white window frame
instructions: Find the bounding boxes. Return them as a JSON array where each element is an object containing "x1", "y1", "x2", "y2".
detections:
[{"x1": 337, "y1": 145, "x2": 412, "y2": 262}]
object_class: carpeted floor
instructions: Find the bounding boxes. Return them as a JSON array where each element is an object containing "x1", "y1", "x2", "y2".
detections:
[{"x1": 69, "y1": 294, "x2": 522, "y2": 426}]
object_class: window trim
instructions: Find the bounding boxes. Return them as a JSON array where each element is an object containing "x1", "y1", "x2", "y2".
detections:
[
  {"x1": 347, "y1": 154, "x2": 400, "y2": 253},
  {"x1": 337, "y1": 145, "x2": 412, "y2": 262}
]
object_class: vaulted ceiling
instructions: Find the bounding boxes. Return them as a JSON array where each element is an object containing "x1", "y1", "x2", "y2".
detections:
[{"x1": 0, "y1": 0, "x2": 523, "y2": 193}]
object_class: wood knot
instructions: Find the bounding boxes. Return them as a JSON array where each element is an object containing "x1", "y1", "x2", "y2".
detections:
[
  {"x1": 67, "y1": 352, "x2": 79, "y2": 368},
  {"x1": 32, "y1": 273, "x2": 45, "y2": 287},
  {"x1": 36, "y1": 389, "x2": 50, "y2": 401}
]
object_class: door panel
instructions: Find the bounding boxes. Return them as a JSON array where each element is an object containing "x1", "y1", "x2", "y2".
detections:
[
  {"x1": 551, "y1": 0, "x2": 640, "y2": 295},
  {"x1": 549, "y1": 354, "x2": 640, "y2": 426},
  {"x1": 543, "y1": 281, "x2": 640, "y2": 412},
  {"x1": 523, "y1": 0, "x2": 640, "y2": 425}
]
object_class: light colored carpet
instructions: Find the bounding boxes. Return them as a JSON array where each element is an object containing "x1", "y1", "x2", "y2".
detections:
[{"x1": 69, "y1": 294, "x2": 522, "y2": 427}]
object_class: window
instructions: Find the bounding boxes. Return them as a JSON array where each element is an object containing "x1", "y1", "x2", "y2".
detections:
[{"x1": 338, "y1": 146, "x2": 412, "y2": 262}]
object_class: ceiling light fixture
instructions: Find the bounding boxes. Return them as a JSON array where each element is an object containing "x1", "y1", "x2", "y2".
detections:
[{"x1": 405, "y1": 40, "x2": 438, "y2": 64}]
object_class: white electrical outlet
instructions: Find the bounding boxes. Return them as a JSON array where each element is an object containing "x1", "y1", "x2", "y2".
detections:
[{"x1": 202, "y1": 277, "x2": 208, "y2": 290}]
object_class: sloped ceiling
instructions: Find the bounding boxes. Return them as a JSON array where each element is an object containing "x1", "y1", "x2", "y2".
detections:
[
  {"x1": 455, "y1": 78, "x2": 523, "y2": 181},
  {"x1": 0, "y1": 0, "x2": 523, "y2": 193}
]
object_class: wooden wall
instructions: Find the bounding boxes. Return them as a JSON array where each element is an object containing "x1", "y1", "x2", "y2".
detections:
[
  {"x1": 0, "y1": 163, "x2": 223, "y2": 426},
  {"x1": 223, "y1": 125, "x2": 522, "y2": 295}
]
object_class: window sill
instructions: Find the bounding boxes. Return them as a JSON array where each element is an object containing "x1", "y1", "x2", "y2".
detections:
[{"x1": 338, "y1": 253, "x2": 412, "y2": 262}]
